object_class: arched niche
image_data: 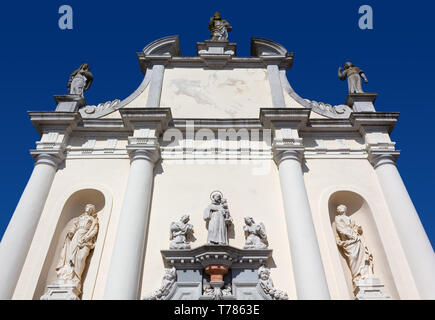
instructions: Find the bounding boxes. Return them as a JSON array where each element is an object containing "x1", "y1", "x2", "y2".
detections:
[
  {"x1": 328, "y1": 190, "x2": 398, "y2": 299},
  {"x1": 33, "y1": 188, "x2": 107, "y2": 300}
]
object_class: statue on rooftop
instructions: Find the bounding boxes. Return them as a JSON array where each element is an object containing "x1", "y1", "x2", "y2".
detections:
[
  {"x1": 338, "y1": 62, "x2": 368, "y2": 94},
  {"x1": 67, "y1": 63, "x2": 93, "y2": 97},
  {"x1": 208, "y1": 12, "x2": 232, "y2": 41}
]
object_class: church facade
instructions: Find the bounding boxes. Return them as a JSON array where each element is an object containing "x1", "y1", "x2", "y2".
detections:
[{"x1": 1, "y1": 18, "x2": 434, "y2": 300}]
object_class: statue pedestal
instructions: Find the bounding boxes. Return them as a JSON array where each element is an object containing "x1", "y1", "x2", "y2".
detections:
[
  {"x1": 345, "y1": 93, "x2": 377, "y2": 112},
  {"x1": 54, "y1": 94, "x2": 86, "y2": 112},
  {"x1": 197, "y1": 40, "x2": 237, "y2": 56},
  {"x1": 196, "y1": 40, "x2": 237, "y2": 68},
  {"x1": 40, "y1": 279, "x2": 80, "y2": 300},
  {"x1": 354, "y1": 276, "x2": 392, "y2": 300}
]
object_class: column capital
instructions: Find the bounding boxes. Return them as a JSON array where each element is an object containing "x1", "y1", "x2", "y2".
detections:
[
  {"x1": 126, "y1": 145, "x2": 160, "y2": 164},
  {"x1": 273, "y1": 146, "x2": 305, "y2": 166},
  {"x1": 368, "y1": 150, "x2": 401, "y2": 169},
  {"x1": 30, "y1": 150, "x2": 64, "y2": 168}
]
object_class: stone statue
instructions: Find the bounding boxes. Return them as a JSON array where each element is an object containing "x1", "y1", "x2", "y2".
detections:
[
  {"x1": 67, "y1": 63, "x2": 93, "y2": 97},
  {"x1": 55, "y1": 204, "x2": 99, "y2": 293},
  {"x1": 169, "y1": 214, "x2": 196, "y2": 249},
  {"x1": 335, "y1": 204, "x2": 374, "y2": 285},
  {"x1": 203, "y1": 278, "x2": 232, "y2": 299},
  {"x1": 144, "y1": 267, "x2": 177, "y2": 300},
  {"x1": 243, "y1": 217, "x2": 268, "y2": 249},
  {"x1": 208, "y1": 12, "x2": 232, "y2": 40},
  {"x1": 338, "y1": 62, "x2": 368, "y2": 93},
  {"x1": 257, "y1": 266, "x2": 288, "y2": 300},
  {"x1": 203, "y1": 191, "x2": 233, "y2": 245}
]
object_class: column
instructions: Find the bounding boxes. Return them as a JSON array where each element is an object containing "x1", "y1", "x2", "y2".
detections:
[
  {"x1": 104, "y1": 147, "x2": 159, "y2": 300},
  {"x1": 371, "y1": 154, "x2": 435, "y2": 299},
  {"x1": 0, "y1": 153, "x2": 60, "y2": 299},
  {"x1": 275, "y1": 149, "x2": 330, "y2": 299},
  {"x1": 146, "y1": 64, "x2": 165, "y2": 107},
  {"x1": 266, "y1": 64, "x2": 286, "y2": 108}
]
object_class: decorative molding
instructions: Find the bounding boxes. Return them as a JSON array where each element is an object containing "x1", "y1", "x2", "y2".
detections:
[
  {"x1": 279, "y1": 71, "x2": 352, "y2": 119},
  {"x1": 250, "y1": 38, "x2": 293, "y2": 69},
  {"x1": 161, "y1": 245, "x2": 272, "y2": 270},
  {"x1": 80, "y1": 70, "x2": 153, "y2": 119}
]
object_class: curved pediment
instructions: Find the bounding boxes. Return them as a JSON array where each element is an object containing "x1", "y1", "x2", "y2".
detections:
[
  {"x1": 142, "y1": 35, "x2": 181, "y2": 56},
  {"x1": 251, "y1": 37, "x2": 289, "y2": 57}
]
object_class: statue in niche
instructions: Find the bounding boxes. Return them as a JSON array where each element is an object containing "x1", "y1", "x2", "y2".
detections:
[
  {"x1": 335, "y1": 204, "x2": 375, "y2": 285},
  {"x1": 338, "y1": 62, "x2": 368, "y2": 93},
  {"x1": 67, "y1": 63, "x2": 93, "y2": 97},
  {"x1": 144, "y1": 267, "x2": 177, "y2": 300},
  {"x1": 55, "y1": 204, "x2": 99, "y2": 292},
  {"x1": 257, "y1": 266, "x2": 288, "y2": 300},
  {"x1": 169, "y1": 214, "x2": 196, "y2": 249},
  {"x1": 208, "y1": 12, "x2": 232, "y2": 40},
  {"x1": 203, "y1": 191, "x2": 233, "y2": 245},
  {"x1": 243, "y1": 217, "x2": 268, "y2": 249}
]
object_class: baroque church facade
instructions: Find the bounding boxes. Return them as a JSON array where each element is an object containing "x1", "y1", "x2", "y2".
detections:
[{"x1": 0, "y1": 15, "x2": 434, "y2": 300}]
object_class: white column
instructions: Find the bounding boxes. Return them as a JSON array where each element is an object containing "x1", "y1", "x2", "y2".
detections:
[
  {"x1": 0, "y1": 153, "x2": 60, "y2": 299},
  {"x1": 276, "y1": 150, "x2": 330, "y2": 299},
  {"x1": 104, "y1": 148, "x2": 158, "y2": 300},
  {"x1": 372, "y1": 154, "x2": 435, "y2": 299}
]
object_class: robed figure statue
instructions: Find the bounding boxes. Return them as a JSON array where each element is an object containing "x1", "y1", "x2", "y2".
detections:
[
  {"x1": 203, "y1": 191, "x2": 233, "y2": 245},
  {"x1": 335, "y1": 204, "x2": 374, "y2": 285},
  {"x1": 55, "y1": 204, "x2": 99, "y2": 291},
  {"x1": 67, "y1": 63, "x2": 93, "y2": 97},
  {"x1": 338, "y1": 61, "x2": 368, "y2": 94}
]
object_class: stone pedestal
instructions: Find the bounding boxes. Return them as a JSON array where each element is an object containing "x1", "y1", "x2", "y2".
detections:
[
  {"x1": 197, "y1": 40, "x2": 236, "y2": 56},
  {"x1": 345, "y1": 93, "x2": 377, "y2": 112},
  {"x1": 40, "y1": 280, "x2": 80, "y2": 300},
  {"x1": 54, "y1": 94, "x2": 86, "y2": 112},
  {"x1": 354, "y1": 276, "x2": 392, "y2": 300},
  {"x1": 196, "y1": 40, "x2": 237, "y2": 68}
]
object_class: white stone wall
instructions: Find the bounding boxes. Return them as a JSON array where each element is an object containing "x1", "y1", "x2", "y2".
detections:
[{"x1": 140, "y1": 160, "x2": 296, "y2": 299}]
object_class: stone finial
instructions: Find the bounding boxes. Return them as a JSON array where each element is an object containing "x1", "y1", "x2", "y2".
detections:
[
  {"x1": 208, "y1": 12, "x2": 232, "y2": 40},
  {"x1": 338, "y1": 61, "x2": 368, "y2": 94}
]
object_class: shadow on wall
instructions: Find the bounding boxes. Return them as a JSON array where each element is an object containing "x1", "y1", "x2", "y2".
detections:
[
  {"x1": 33, "y1": 189, "x2": 105, "y2": 300},
  {"x1": 328, "y1": 190, "x2": 399, "y2": 299}
]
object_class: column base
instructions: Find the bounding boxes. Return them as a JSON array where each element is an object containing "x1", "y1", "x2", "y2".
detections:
[
  {"x1": 40, "y1": 279, "x2": 81, "y2": 300},
  {"x1": 354, "y1": 276, "x2": 392, "y2": 300}
]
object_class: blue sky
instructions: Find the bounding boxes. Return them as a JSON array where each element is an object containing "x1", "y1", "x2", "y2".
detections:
[{"x1": 0, "y1": 1, "x2": 434, "y2": 248}]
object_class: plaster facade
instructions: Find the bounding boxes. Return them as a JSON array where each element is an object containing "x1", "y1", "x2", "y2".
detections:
[{"x1": 0, "y1": 34, "x2": 434, "y2": 300}]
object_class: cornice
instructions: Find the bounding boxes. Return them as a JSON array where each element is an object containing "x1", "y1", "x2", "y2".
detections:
[{"x1": 28, "y1": 111, "x2": 82, "y2": 136}]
